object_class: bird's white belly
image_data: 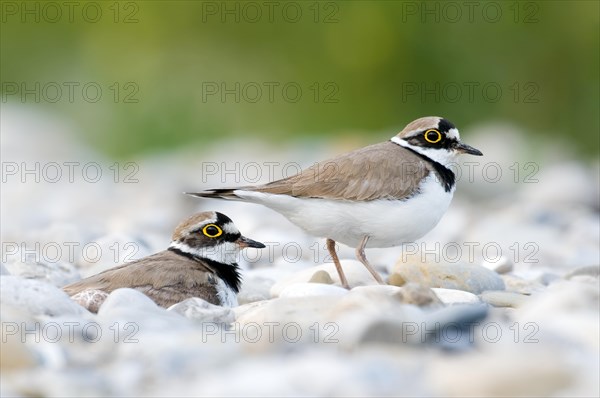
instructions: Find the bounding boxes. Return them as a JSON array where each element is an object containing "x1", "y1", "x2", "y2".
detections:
[
  {"x1": 235, "y1": 175, "x2": 454, "y2": 248},
  {"x1": 215, "y1": 278, "x2": 238, "y2": 307}
]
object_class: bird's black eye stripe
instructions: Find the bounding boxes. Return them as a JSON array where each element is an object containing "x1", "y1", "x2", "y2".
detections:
[
  {"x1": 217, "y1": 232, "x2": 241, "y2": 242},
  {"x1": 226, "y1": 232, "x2": 242, "y2": 242},
  {"x1": 406, "y1": 130, "x2": 460, "y2": 151}
]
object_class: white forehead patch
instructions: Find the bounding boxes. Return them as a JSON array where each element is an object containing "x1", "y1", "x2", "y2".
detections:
[
  {"x1": 446, "y1": 128, "x2": 460, "y2": 140},
  {"x1": 221, "y1": 222, "x2": 240, "y2": 235}
]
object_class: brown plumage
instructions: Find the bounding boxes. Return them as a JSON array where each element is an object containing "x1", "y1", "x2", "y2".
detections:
[
  {"x1": 64, "y1": 250, "x2": 223, "y2": 309},
  {"x1": 207, "y1": 142, "x2": 431, "y2": 201}
]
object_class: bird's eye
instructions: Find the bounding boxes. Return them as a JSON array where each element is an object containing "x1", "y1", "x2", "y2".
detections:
[
  {"x1": 202, "y1": 224, "x2": 223, "y2": 238},
  {"x1": 424, "y1": 129, "x2": 442, "y2": 144}
]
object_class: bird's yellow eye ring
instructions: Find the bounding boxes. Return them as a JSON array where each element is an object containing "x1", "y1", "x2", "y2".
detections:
[
  {"x1": 202, "y1": 224, "x2": 223, "y2": 238},
  {"x1": 424, "y1": 129, "x2": 442, "y2": 144}
]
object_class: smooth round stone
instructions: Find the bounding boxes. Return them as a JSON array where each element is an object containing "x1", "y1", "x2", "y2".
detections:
[
  {"x1": 462, "y1": 201, "x2": 599, "y2": 271},
  {"x1": 278, "y1": 283, "x2": 348, "y2": 298},
  {"x1": 96, "y1": 288, "x2": 190, "y2": 333},
  {"x1": 564, "y1": 265, "x2": 599, "y2": 280},
  {"x1": 236, "y1": 296, "x2": 343, "y2": 326},
  {"x1": 233, "y1": 296, "x2": 348, "y2": 349},
  {"x1": 392, "y1": 260, "x2": 505, "y2": 294},
  {"x1": 356, "y1": 303, "x2": 487, "y2": 349},
  {"x1": 388, "y1": 273, "x2": 406, "y2": 286},
  {"x1": 481, "y1": 256, "x2": 513, "y2": 274},
  {"x1": 399, "y1": 283, "x2": 444, "y2": 307},
  {"x1": 308, "y1": 270, "x2": 334, "y2": 284},
  {"x1": 331, "y1": 286, "x2": 432, "y2": 322},
  {"x1": 97, "y1": 288, "x2": 160, "y2": 317},
  {"x1": 0, "y1": 275, "x2": 88, "y2": 317},
  {"x1": 428, "y1": 344, "x2": 577, "y2": 397},
  {"x1": 270, "y1": 260, "x2": 381, "y2": 297},
  {"x1": 236, "y1": 275, "x2": 274, "y2": 305},
  {"x1": 1, "y1": 333, "x2": 38, "y2": 370},
  {"x1": 168, "y1": 297, "x2": 234, "y2": 324},
  {"x1": 535, "y1": 272, "x2": 561, "y2": 286},
  {"x1": 432, "y1": 288, "x2": 480, "y2": 305},
  {"x1": 501, "y1": 274, "x2": 545, "y2": 294},
  {"x1": 96, "y1": 289, "x2": 194, "y2": 341},
  {"x1": 480, "y1": 291, "x2": 529, "y2": 308},
  {"x1": 232, "y1": 300, "x2": 270, "y2": 322},
  {"x1": 3, "y1": 259, "x2": 80, "y2": 287},
  {"x1": 351, "y1": 284, "x2": 405, "y2": 297},
  {"x1": 340, "y1": 284, "x2": 442, "y2": 308},
  {"x1": 1, "y1": 304, "x2": 42, "y2": 371},
  {"x1": 356, "y1": 319, "x2": 415, "y2": 346},
  {"x1": 237, "y1": 290, "x2": 270, "y2": 306},
  {"x1": 565, "y1": 275, "x2": 599, "y2": 284},
  {"x1": 515, "y1": 280, "x2": 599, "y2": 350}
]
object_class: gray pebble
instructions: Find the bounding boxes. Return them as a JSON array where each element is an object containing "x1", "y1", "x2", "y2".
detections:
[
  {"x1": 481, "y1": 256, "x2": 514, "y2": 274},
  {"x1": 393, "y1": 262, "x2": 505, "y2": 294},
  {"x1": 480, "y1": 291, "x2": 530, "y2": 308},
  {"x1": 168, "y1": 297, "x2": 235, "y2": 324},
  {"x1": 564, "y1": 265, "x2": 599, "y2": 280},
  {"x1": 3, "y1": 259, "x2": 80, "y2": 287},
  {"x1": 0, "y1": 275, "x2": 88, "y2": 317}
]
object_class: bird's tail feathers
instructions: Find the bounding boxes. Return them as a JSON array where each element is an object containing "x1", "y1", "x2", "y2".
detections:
[{"x1": 185, "y1": 189, "x2": 243, "y2": 201}]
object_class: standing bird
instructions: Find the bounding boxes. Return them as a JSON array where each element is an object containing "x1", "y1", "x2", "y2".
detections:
[
  {"x1": 188, "y1": 117, "x2": 482, "y2": 289},
  {"x1": 63, "y1": 211, "x2": 264, "y2": 312}
]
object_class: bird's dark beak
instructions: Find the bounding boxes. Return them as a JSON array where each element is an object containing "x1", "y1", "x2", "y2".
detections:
[
  {"x1": 454, "y1": 142, "x2": 483, "y2": 156},
  {"x1": 237, "y1": 235, "x2": 266, "y2": 249}
]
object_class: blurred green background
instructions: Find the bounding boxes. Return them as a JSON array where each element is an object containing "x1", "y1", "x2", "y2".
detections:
[{"x1": 1, "y1": 0, "x2": 598, "y2": 158}]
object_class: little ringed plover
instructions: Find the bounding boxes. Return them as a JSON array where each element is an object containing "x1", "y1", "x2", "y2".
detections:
[
  {"x1": 188, "y1": 117, "x2": 482, "y2": 289},
  {"x1": 63, "y1": 211, "x2": 264, "y2": 312}
]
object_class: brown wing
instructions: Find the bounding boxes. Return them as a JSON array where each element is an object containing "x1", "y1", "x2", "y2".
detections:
[
  {"x1": 63, "y1": 250, "x2": 220, "y2": 308},
  {"x1": 253, "y1": 141, "x2": 431, "y2": 201}
]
